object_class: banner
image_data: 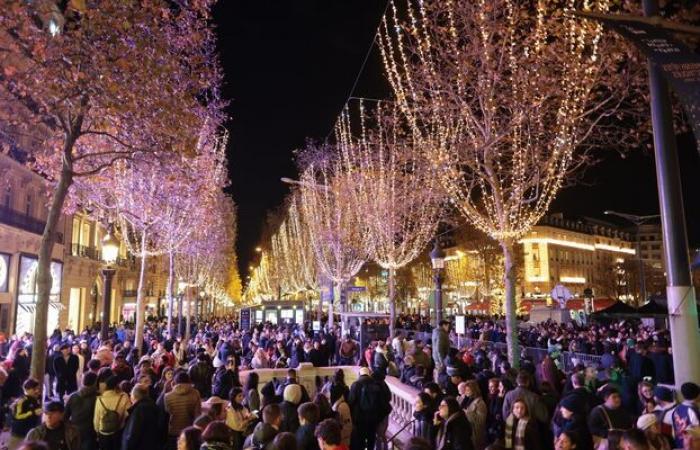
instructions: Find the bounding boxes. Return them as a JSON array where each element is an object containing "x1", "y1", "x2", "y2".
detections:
[{"x1": 584, "y1": 14, "x2": 700, "y2": 149}]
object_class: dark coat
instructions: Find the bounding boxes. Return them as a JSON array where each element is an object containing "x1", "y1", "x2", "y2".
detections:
[
  {"x1": 435, "y1": 411, "x2": 473, "y2": 450},
  {"x1": 347, "y1": 374, "x2": 391, "y2": 424},
  {"x1": 504, "y1": 417, "x2": 540, "y2": 450},
  {"x1": 296, "y1": 423, "x2": 320, "y2": 450},
  {"x1": 53, "y1": 354, "x2": 79, "y2": 388},
  {"x1": 412, "y1": 408, "x2": 435, "y2": 444},
  {"x1": 279, "y1": 400, "x2": 300, "y2": 433},
  {"x1": 121, "y1": 398, "x2": 160, "y2": 450},
  {"x1": 65, "y1": 386, "x2": 98, "y2": 450},
  {"x1": 26, "y1": 423, "x2": 81, "y2": 450},
  {"x1": 188, "y1": 360, "x2": 214, "y2": 399},
  {"x1": 212, "y1": 367, "x2": 241, "y2": 399},
  {"x1": 649, "y1": 350, "x2": 674, "y2": 384}
]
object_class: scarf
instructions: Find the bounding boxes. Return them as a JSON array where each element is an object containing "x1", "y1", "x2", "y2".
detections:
[{"x1": 505, "y1": 414, "x2": 528, "y2": 450}]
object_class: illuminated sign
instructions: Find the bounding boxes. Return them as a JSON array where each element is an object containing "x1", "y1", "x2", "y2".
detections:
[{"x1": 0, "y1": 253, "x2": 9, "y2": 292}]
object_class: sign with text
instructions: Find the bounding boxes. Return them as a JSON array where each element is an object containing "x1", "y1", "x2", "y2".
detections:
[
  {"x1": 584, "y1": 14, "x2": 700, "y2": 151},
  {"x1": 240, "y1": 308, "x2": 251, "y2": 330},
  {"x1": 455, "y1": 315, "x2": 466, "y2": 335}
]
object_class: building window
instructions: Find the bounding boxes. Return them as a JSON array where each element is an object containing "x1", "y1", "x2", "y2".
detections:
[
  {"x1": 3, "y1": 187, "x2": 11, "y2": 209},
  {"x1": 25, "y1": 194, "x2": 32, "y2": 217}
]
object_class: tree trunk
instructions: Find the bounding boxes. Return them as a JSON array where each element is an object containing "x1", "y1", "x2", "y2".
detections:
[
  {"x1": 167, "y1": 250, "x2": 174, "y2": 338},
  {"x1": 185, "y1": 287, "x2": 191, "y2": 343},
  {"x1": 134, "y1": 231, "x2": 148, "y2": 356},
  {"x1": 329, "y1": 282, "x2": 337, "y2": 330},
  {"x1": 501, "y1": 240, "x2": 520, "y2": 369},
  {"x1": 388, "y1": 267, "x2": 396, "y2": 338},
  {"x1": 31, "y1": 149, "x2": 74, "y2": 385}
]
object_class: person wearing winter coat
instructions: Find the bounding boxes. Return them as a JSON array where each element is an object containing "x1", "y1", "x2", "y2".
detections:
[
  {"x1": 243, "y1": 404, "x2": 282, "y2": 450},
  {"x1": 459, "y1": 380, "x2": 487, "y2": 450},
  {"x1": 551, "y1": 396, "x2": 593, "y2": 450},
  {"x1": 121, "y1": 385, "x2": 160, "y2": 450},
  {"x1": 504, "y1": 399, "x2": 541, "y2": 450},
  {"x1": 54, "y1": 344, "x2": 80, "y2": 399},
  {"x1": 433, "y1": 396, "x2": 474, "y2": 450},
  {"x1": 279, "y1": 384, "x2": 302, "y2": 433},
  {"x1": 200, "y1": 421, "x2": 234, "y2": 450},
  {"x1": 188, "y1": 353, "x2": 214, "y2": 399},
  {"x1": 431, "y1": 321, "x2": 451, "y2": 374},
  {"x1": 502, "y1": 371, "x2": 549, "y2": 425},
  {"x1": 330, "y1": 384, "x2": 352, "y2": 448},
  {"x1": 212, "y1": 357, "x2": 241, "y2": 399},
  {"x1": 412, "y1": 392, "x2": 436, "y2": 445},
  {"x1": 65, "y1": 372, "x2": 99, "y2": 450},
  {"x1": 296, "y1": 402, "x2": 321, "y2": 450},
  {"x1": 164, "y1": 372, "x2": 202, "y2": 449},
  {"x1": 93, "y1": 376, "x2": 131, "y2": 450},
  {"x1": 26, "y1": 401, "x2": 81, "y2": 450}
]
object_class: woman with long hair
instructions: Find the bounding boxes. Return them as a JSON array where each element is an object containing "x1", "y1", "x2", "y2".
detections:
[
  {"x1": 637, "y1": 380, "x2": 656, "y2": 415},
  {"x1": 413, "y1": 392, "x2": 436, "y2": 445},
  {"x1": 504, "y1": 399, "x2": 540, "y2": 450},
  {"x1": 313, "y1": 392, "x2": 335, "y2": 422},
  {"x1": 226, "y1": 387, "x2": 255, "y2": 450},
  {"x1": 155, "y1": 366, "x2": 175, "y2": 398},
  {"x1": 459, "y1": 380, "x2": 487, "y2": 450},
  {"x1": 433, "y1": 396, "x2": 473, "y2": 450}
]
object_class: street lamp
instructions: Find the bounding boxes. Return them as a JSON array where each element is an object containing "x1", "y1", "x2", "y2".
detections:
[
  {"x1": 177, "y1": 279, "x2": 187, "y2": 338},
  {"x1": 100, "y1": 227, "x2": 120, "y2": 340},
  {"x1": 604, "y1": 210, "x2": 660, "y2": 306},
  {"x1": 430, "y1": 240, "x2": 446, "y2": 326}
]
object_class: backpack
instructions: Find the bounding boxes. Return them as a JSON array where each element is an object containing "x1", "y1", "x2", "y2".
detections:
[
  {"x1": 359, "y1": 381, "x2": 382, "y2": 416},
  {"x1": 98, "y1": 395, "x2": 124, "y2": 434}
]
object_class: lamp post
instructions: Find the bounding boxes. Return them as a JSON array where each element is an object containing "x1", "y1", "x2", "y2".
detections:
[
  {"x1": 430, "y1": 240, "x2": 446, "y2": 326},
  {"x1": 604, "y1": 210, "x2": 660, "y2": 306},
  {"x1": 100, "y1": 228, "x2": 120, "y2": 341}
]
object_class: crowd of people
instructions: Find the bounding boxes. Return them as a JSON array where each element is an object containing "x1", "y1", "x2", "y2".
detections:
[{"x1": 0, "y1": 314, "x2": 695, "y2": 450}]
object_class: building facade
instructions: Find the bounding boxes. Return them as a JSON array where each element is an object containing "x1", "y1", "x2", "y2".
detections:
[{"x1": 520, "y1": 213, "x2": 637, "y2": 301}]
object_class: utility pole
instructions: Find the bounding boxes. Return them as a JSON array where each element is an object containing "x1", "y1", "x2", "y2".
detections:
[{"x1": 642, "y1": 0, "x2": 700, "y2": 385}]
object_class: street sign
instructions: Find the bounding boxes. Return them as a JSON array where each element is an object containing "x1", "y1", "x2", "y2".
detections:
[
  {"x1": 346, "y1": 286, "x2": 366, "y2": 292},
  {"x1": 240, "y1": 309, "x2": 251, "y2": 330},
  {"x1": 455, "y1": 315, "x2": 466, "y2": 335}
]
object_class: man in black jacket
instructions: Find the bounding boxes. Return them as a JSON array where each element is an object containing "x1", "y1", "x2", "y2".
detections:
[
  {"x1": 348, "y1": 367, "x2": 392, "y2": 450},
  {"x1": 54, "y1": 344, "x2": 79, "y2": 400},
  {"x1": 211, "y1": 357, "x2": 241, "y2": 399},
  {"x1": 296, "y1": 402, "x2": 320, "y2": 450},
  {"x1": 188, "y1": 353, "x2": 213, "y2": 399},
  {"x1": 65, "y1": 372, "x2": 99, "y2": 450},
  {"x1": 122, "y1": 384, "x2": 160, "y2": 450}
]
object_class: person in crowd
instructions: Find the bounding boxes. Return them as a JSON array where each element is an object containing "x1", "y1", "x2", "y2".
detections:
[
  {"x1": 502, "y1": 371, "x2": 549, "y2": 425},
  {"x1": 651, "y1": 386, "x2": 676, "y2": 440},
  {"x1": 433, "y1": 396, "x2": 473, "y2": 450},
  {"x1": 54, "y1": 344, "x2": 80, "y2": 400},
  {"x1": 554, "y1": 430, "x2": 578, "y2": 450},
  {"x1": 459, "y1": 380, "x2": 487, "y2": 450},
  {"x1": 486, "y1": 377, "x2": 508, "y2": 445},
  {"x1": 26, "y1": 401, "x2": 80, "y2": 450},
  {"x1": 188, "y1": 353, "x2": 214, "y2": 399},
  {"x1": 9, "y1": 379, "x2": 43, "y2": 450},
  {"x1": 243, "y1": 403, "x2": 282, "y2": 450},
  {"x1": 348, "y1": 367, "x2": 388, "y2": 450},
  {"x1": 636, "y1": 413, "x2": 671, "y2": 450},
  {"x1": 504, "y1": 399, "x2": 540, "y2": 450},
  {"x1": 619, "y1": 428, "x2": 651, "y2": 450},
  {"x1": 93, "y1": 375, "x2": 131, "y2": 450},
  {"x1": 164, "y1": 372, "x2": 202, "y2": 450},
  {"x1": 243, "y1": 372, "x2": 260, "y2": 414},
  {"x1": 637, "y1": 381, "x2": 656, "y2": 416},
  {"x1": 204, "y1": 396, "x2": 228, "y2": 422},
  {"x1": 273, "y1": 432, "x2": 298, "y2": 450},
  {"x1": 559, "y1": 373, "x2": 597, "y2": 419},
  {"x1": 328, "y1": 382, "x2": 351, "y2": 447},
  {"x1": 315, "y1": 419, "x2": 349, "y2": 450},
  {"x1": 212, "y1": 356, "x2": 241, "y2": 399},
  {"x1": 177, "y1": 426, "x2": 202, "y2": 450},
  {"x1": 313, "y1": 393, "x2": 335, "y2": 422},
  {"x1": 588, "y1": 386, "x2": 635, "y2": 448},
  {"x1": 296, "y1": 402, "x2": 321, "y2": 450},
  {"x1": 432, "y1": 321, "x2": 451, "y2": 378},
  {"x1": 121, "y1": 384, "x2": 160, "y2": 450},
  {"x1": 226, "y1": 387, "x2": 255, "y2": 449},
  {"x1": 279, "y1": 384, "x2": 303, "y2": 433},
  {"x1": 412, "y1": 392, "x2": 435, "y2": 445},
  {"x1": 672, "y1": 382, "x2": 700, "y2": 449},
  {"x1": 552, "y1": 396, "x2": 592, "y2": 450},
  {"x1": 65, "y1": 372, "x2": 99, "y2": 450},
  {"x1": 200, "y1": 421, "x2": 233, "y2": 450}
]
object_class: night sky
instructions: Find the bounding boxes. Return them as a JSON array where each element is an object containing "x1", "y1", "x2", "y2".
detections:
[{"x1": 213, "y1": 2, "x2": 700, "y2": 277}]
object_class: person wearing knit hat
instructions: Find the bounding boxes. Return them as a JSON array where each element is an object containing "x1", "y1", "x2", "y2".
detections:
[
  {"x1": 637, "y1": 413, "x2": 672, "y2": 450},
  {"x1": 279, "y1": 384, "x2": 302, "y2": 433},
  {"x1": 553, "y1": 395, "x2": 593, "y2": 450}
]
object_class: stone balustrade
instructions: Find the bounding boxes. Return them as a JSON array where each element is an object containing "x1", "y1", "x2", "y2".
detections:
[
  {"x1": 385, "y1": 376, "x2": 419, "y2": 443},
  {"x1": 239, "y1": 363, "x2": 360, "y2": 398}
]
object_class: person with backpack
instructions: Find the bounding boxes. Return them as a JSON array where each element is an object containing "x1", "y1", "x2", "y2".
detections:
[
  {"x1": 92, "y1": 375, "x2": 131, "y2": 450},
  {"x1": 347, "y1": 367, "x2": 391, "y2": 450},
  {"x1": 671, "y1": 382, "x2": 700, "y2": 449},
  {"x1": 65, "y1": 372, "x2": 99, "y2": 450},
  {"x1": 587, "y1": 386, "x2": 634, "y2": 448},
  {"x1": 8, "y1": 378, "x2": 42, "y2": 450}
]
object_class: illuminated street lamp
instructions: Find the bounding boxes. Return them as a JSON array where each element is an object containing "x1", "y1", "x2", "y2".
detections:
[
  {"x1": 100, "y1": 227, "x2": 120, "y2": 340},
  {"x1": 430, "y1": 240, "x2": 446, "y2": 326}
]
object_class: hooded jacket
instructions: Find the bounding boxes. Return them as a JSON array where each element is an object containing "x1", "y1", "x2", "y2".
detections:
[
  {"x1": 65, "y1": 385, "x2": 98, "y2": 450},
  {"x1": 243, "y1": 421, "x2": 278, "y2": 450}
]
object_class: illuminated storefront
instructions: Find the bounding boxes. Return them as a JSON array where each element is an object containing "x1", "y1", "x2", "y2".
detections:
[{"x1": 15, "y1": 254, "x2": 63, "y2": 335}]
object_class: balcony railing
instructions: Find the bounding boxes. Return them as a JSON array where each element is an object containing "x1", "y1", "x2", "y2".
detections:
[
  {"x1": 70, "y1": 244, "x2": 100, "y2": 261},
  {"x1": 0, "y1": 205, "x2": 46, "y2": 235},
  {"x1": 122, "y1": 290, "x2": 137, "y2": 298}
]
